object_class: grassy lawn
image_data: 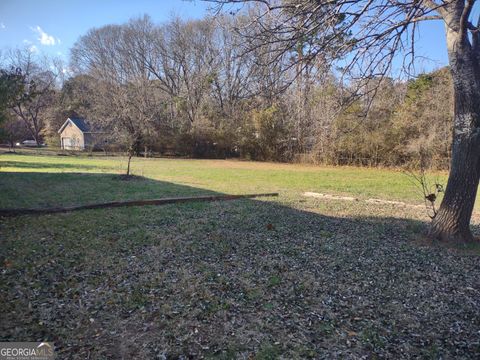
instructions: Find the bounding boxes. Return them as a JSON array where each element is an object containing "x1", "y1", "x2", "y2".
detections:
[
  {"x1": 1, "y1": 153, "x2": 480, "y2": 358},
  {"x1": 0, "y1": 153, "x2": 448, "y2": 208}
]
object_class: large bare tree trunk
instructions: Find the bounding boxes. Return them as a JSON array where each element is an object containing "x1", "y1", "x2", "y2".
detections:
[{"x1": 430, "y1": 18, "x2": 480, "y2": 242}]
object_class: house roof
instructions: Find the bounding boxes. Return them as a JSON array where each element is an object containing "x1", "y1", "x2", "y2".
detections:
[
  {"x1": 69, "y1": 117, "x2": 90, "y2": 132},
  {"x1": 58, "y1": 117, "x2": 101, "y2": 134}
]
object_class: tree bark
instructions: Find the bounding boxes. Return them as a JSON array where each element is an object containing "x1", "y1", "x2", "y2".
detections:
[
  {"x1": 126, "y1": 154, "x2": 132, "y2": 176},
  {"x1": 430, "y1": 18, "x2": 480, "y2": 242}
]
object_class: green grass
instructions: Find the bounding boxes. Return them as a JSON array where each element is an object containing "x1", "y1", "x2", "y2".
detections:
[
  {"x1": 2, "y1": 152, "x2": 480, "y2": 359},
  {"x1": 0, "y1": 153, "x2": 447, "y2": 208}
]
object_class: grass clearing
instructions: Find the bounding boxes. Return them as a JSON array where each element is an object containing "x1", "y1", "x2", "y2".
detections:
[
  {"x1": 0, "y1": 153, "x2": 449, "y2": 207},
  {"x1": 1, "y1": 153, "x2": 480, "y2": 358}
]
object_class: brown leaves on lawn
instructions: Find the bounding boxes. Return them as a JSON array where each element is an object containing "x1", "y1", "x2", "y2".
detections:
[{"x1": 1, "y1": 198, "x2": 480, "y2": 358}]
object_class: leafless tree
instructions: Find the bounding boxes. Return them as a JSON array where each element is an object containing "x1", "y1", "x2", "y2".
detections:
[
  {"x1": 4, "y1": 49, "x2": 58, "y2": 145},
  {"x1": 71, "y1": 21, "x2": 163, "y2": 175},
  {"x1": 151, "y1": 17, "x2": 220, "y2": 126},
  {"x1": 209, "y1": 15, "x2": 256, "y2": 117},
  {"x1": 209, "y1": 0, "x2": 480, "y2": 243}
]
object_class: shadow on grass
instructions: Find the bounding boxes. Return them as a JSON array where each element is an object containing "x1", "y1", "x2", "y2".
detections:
[
  {"x1": 0, "y1": 160, "x2": 102, "y2": 171},
  {"x1": 0, "y1": 172, "x2": 218, "y2": 209},
  {"x1": 1, "y1": 171, "x2": 480, "y2": 359}
]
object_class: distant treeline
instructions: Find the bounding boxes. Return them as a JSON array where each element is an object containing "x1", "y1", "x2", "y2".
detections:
[{"x1": 0, "y1": 14, "x2": 453, "y2": 169}]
